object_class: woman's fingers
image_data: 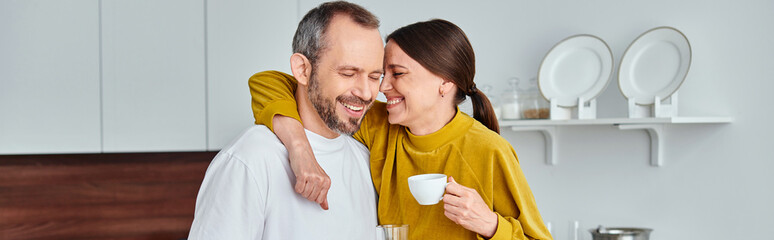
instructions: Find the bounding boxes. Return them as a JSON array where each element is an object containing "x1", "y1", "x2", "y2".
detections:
[
  {"x1": 298, "y1": 171, "x2": 331, "y2": 209},
  {"x1": 443, "y1": 206, "x2": 462, "y2": 224},
  {"x1": 301, "y1": 178, "x2": 318, "y2": 199},
  {"x1": 442, "y1": 178, "x2": 500, "y2": 238},
  {"x1": 294, "y1": 177, "x2": 307, "y2": 196},
  {"x1": 442, "y1": 193, "x2": 463, "y2": 207},
  {"x1": 290, "y1": 155, "x2": 331, "y2": 210},
  {"x1": 444, "y1": 200, "x2": 464, "y2": 214},
  {"x1": 445, "y1": 176, "x2": 474, "y2": 196},
  {"x1": 314, "y1": 176, "x2": 331, "y2": 210},
  {"x1": 444, "y1": 182, "x2": 464, "y2": 195}
]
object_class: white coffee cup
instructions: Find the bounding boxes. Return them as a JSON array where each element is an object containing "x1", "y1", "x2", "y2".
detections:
[{"x1": 407, "y1": 173, "x2": 448, "y2": 205}]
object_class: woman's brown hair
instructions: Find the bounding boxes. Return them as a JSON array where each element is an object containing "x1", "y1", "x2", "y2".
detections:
[{"x1": 386, "y1": 19, "x2": 499, "y2": 134}]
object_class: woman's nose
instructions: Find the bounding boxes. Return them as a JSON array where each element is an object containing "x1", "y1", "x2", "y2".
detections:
[{"x1": 380, "y1": 76, "x2": 393, "y2": 92}]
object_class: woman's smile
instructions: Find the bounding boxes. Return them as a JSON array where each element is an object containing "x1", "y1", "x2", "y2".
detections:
[{"x1": 385, "y1": 96, "x2": 404, "y2": 109}]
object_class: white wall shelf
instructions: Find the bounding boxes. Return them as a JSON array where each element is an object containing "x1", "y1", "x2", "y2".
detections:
[{"x1": 502, "y1": 117, "x2": 732, "y2": 167}]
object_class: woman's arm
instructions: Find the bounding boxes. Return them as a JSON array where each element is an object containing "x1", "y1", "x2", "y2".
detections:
[
  {"x1": 487, "y1": 149, "x2": 552, "y2": 240},
  {"x1": 249, "y1": 71, "x2": 330, "y2": 210},
  {"x1": 249, "y1": 71, "x2": 300, "y2": 130},
  {"x1": 272, "y1": 115, "x2": 331, "y2": 210},
  {"x1": 442, "y1": 146, "x2": 551, "y2": 240}
]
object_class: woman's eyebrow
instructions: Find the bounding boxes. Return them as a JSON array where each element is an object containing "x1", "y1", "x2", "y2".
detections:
[{"x1": 387, "y1": 64, "x2": 407, "y2": 70}]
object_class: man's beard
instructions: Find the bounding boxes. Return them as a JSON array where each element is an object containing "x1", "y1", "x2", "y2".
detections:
[{"x1": 307, "y1": 70, "x2": 370, "y2": 136}]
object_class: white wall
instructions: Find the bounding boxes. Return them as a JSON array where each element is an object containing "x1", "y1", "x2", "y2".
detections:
[
  {"x1": 0, "y1": 0, "x2": 298, "y2": 153},
  {"x1": 2, "y1": 0, "x2": 772, "y2": 239},
  {"x1": 205, "y1": 0, "x2": 296, "y2": 150},
  {"x1": 0, "y1": 0, "x2": 102, "y2": 154},
  {"x1": 100, "y1": 0, "x2": 207, "y2": 152},
  {"x1": 325, "y1": 0, "x2": 771, "y2": 239}
]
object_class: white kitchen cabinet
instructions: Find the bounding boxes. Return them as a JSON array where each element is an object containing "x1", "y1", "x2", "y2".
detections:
[
  {"x1": 101, "y1": 0, "x2": 206, "y2": 152},
  {"x1": 205, "y1": 0, "x2": 297, "y2": 150},
  {"x1": 0, "y1": 0, "x2": 102, "y2": 154}
]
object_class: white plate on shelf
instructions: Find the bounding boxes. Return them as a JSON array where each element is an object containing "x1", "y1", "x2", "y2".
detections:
[
  {"x1": 538, "y1": 34, "x2": 614, "y2": 107},
  {"x1": 618, "y1": 26, "x2": 692, "y2": 105}
]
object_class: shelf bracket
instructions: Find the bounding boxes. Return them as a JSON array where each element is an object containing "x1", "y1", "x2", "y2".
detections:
[
  {"x1": 511, "y1": 126, "x2": 557, "y2": 166},
  {"x1": 617, "y1": 124, "x2": 664, "y2": 167}
]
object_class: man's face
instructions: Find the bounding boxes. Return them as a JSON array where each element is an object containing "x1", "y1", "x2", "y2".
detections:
[{"x1": 307, "y1": 14, "x2": 384, "y2": 135}]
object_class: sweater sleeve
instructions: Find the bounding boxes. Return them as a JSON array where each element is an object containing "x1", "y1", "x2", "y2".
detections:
[
  {"x1": 249, "y1": 70, "x2": 301, "y2": 132},
  {"x1": 483, "y1": 148, "x2": 552, "y2": 240}
]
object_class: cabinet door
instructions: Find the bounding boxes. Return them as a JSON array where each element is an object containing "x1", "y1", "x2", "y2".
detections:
[
  {"x1": 101, "y1": 0, "x2": 206, "y2": 152},
  {"x1": 206, "y1": 0, "x2": 297, "y2": 150},
  {"x1": 0, "y1": 0, "x2": 101, "y2": 154}
]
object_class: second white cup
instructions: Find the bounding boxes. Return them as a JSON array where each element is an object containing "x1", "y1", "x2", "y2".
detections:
[{"x1": 407, "y1": 173, "x2": 448, "y2": 205}]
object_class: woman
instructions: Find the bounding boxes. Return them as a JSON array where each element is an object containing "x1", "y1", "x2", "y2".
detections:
[{"x1": 251, "y1": 19, "x2": 551, "y2": 240}]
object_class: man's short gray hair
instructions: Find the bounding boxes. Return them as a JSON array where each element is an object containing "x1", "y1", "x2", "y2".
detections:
[{"x1": 292, "y1": 1, "x2": 380, "y2": 66}]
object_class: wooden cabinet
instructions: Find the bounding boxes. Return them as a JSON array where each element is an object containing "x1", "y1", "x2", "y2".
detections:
[
  {"x1": 0, "y1": 0, "x2": 102, "y2": 154},
  {"x1": 101, "y1": 0, "x2": 207, "y2": 152}
]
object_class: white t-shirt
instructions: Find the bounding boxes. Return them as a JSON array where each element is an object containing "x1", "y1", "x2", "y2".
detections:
[{"x1": 188, "y1": 125, "x2": 377, "y2": 240}]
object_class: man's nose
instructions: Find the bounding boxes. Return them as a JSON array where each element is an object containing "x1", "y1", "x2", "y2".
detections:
[{"x1": 352, "y1": 75, "x2": 373, "y2": 101}]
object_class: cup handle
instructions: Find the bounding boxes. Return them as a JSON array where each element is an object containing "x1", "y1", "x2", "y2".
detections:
[{"x1": 438, "y1": 182, "x2": 450, "y2": 202}]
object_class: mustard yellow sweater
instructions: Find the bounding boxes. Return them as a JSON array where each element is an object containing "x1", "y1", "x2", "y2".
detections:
[{"x1": 250, "y1": 71, "x2": 552, "y2": 240}]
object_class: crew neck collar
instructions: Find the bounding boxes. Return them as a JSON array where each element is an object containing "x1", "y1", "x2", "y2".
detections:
[
  {"x1": 404, "y1": 108, "x2": 473, "y2": 152},
  {"x1": 304, "y1": 128, "x2": 347, "y2": 153}
]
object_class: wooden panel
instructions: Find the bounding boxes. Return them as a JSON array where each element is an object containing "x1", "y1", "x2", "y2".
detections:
[
  {"x1": 0, "y1": 152, "x2": 216, "y2": 240},
  {"x1": 0, "y1": 182, "x2": 200, "y2": 207},
  {"x1": 0, "y1": 0, "x2": 101, "y2": 154},
  {"x1": 0, "y1": 158, "x2": 210, "y2": 187},
  {"x1": 101, "y1": 0, "x2": 207, "y2": 152},
  {"x1": 0, "y1": 198, "x2": 194, "y2": 224},
  {"x1": 0, "y1": 217, "x2": 193, "y2": 240}
]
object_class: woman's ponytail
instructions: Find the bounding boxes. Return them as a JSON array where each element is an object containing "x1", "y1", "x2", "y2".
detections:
[{"x1": 468, "y1": 89, "x2": 500, "y2": 134}]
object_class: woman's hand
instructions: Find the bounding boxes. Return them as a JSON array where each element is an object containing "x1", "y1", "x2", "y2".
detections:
[
  {"x1": 287, "y1": 141, "x2": 330, "y2": 210},
  {"x1": 443, "y1": 176, "x2": 498, "y2": 238},
  {"x1": 273, "y1": 115, "x2": 331, "y2": 210}
]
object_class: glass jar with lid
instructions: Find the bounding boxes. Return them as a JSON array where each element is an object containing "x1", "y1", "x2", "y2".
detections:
[
  {"x1": 521, "y1": 77, "x2": 550, "y2": 119},
  {"x1": 479, "y1": 84, "x2": 501, "y2": 119},
  {"x1": 500, "y1": 77, "x2": 523, "y2": 120}
]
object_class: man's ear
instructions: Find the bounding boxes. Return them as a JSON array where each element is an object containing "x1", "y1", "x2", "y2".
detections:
[{"x1": 290, "y1": 53, "x2": 312, "y2": 86}]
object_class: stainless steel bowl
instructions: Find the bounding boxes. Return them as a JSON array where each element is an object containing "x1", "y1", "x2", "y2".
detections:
[{"x1": 589, "y1": 226, "x2": 652, "y2": 240}]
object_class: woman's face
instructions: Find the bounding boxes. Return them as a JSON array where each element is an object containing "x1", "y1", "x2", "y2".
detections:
[{"x1": 381, "y1": 40, "x2": 450, "y2": 128}]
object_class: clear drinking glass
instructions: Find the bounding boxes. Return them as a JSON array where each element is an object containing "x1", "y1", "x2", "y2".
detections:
[{"x1": 376, "y1": 224, "x2": 409, "y2": 240}]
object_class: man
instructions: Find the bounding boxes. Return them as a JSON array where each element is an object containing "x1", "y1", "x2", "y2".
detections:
[{"x1": 188, "y1": 1, "x2": 384, "y2": 239}]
